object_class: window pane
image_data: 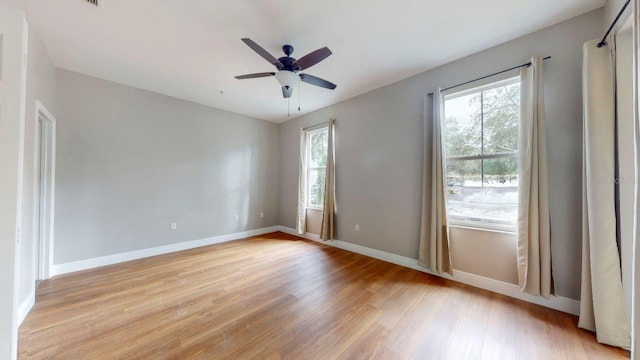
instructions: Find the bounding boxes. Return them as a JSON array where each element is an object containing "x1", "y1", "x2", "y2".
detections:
[
  {"x1": 482, "y1": 83, "x2": 520, "y2": 155},
  {"x1": 308, "y1": 168, "x2": 326, "y2": 207},
  {"x1": 446, "y1": 158, "x2": 518, "y2": 228},
  {"x1": 481, "y1": 158, "x2": 518, "y2": 226},
  {"x1": 309, "y1": 130, "x2": 328, "y2": 168},
  {"x1": 444, "y1": 93, "x2": 481, "y2": 157},
  {"x1": 446, "y1": 159, "x2": 482, "y2": 219}
]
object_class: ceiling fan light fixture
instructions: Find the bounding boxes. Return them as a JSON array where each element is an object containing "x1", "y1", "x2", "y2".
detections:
[
  {"x1": 235, "y1": 39, "x2": 336, "y2": 99},
  {"x1": 275, "y1": 70, "x2": 299, "y2": 89}
]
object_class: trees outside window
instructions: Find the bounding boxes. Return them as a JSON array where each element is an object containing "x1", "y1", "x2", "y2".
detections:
[
  {"x1": 443, "y1": 78, "x2": 520, "y2": 230},
  {"x1": 307, "y1": 128, "x2": 328, "y2": 208}
]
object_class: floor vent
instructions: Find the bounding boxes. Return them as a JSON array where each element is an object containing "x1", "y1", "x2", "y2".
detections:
[{"x1": 85, "y1": 0, "x2": 99, "y2": 6}]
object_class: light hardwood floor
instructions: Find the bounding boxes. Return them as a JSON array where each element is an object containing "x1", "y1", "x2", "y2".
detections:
[{"x1": 19, "y1": 232, "x2": 629, "y2": 359}]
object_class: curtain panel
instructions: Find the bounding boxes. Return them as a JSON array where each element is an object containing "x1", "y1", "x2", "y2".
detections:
[
  {"x1": 517, "y1": 56, "x2": 553, "y2": 298},
  {"x1": 296, "y1": 129, "x2": 308, "y2": 235},
  {"x1": 320, "y1": 119, "x2": 336, "y2": 240},
  {"x1": 418, "y1": 88, "x2": 453, "y2": 275},
  {"x1": 579, "y1": 38, "x2": 630, "y2": 348}
]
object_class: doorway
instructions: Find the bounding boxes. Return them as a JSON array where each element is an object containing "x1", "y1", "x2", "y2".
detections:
[{"x1": 33, "y1": 101, "x2": 56, "y2": 281}]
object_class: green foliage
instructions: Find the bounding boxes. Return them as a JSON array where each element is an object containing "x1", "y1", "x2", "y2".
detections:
[
  {"x1": 481, "y1": 85, "x2": 519, "y2": 155},
  {"x1": 309, "y1": 170, "x2": 326, "y2": 206},
  {"x1": 309, "y1": 129, "x2": 328, "y2": 206},
  {"x1": 444, "y1": 116, "x2": 480, "y2": 157},
  {"x1": 444, "y1": 83, "x2": 519, "y2": 179},
  {"x1": 310, "y1": 131, "x2": 328, "y2": 167}
]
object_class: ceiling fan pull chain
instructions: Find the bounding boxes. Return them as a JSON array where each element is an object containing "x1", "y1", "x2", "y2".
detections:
[{"x1": 298, "y1": 78, "x2": 301, "y2": 111}]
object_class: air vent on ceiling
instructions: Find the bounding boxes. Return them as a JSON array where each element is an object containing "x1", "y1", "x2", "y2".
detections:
[{"x1": 85, "y1": 0, "x2": 99, "y2": 6}]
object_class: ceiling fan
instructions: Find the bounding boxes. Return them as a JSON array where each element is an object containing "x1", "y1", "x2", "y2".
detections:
[{"x1": 235, "y1": 38, "x2": 337, "y2": 99}]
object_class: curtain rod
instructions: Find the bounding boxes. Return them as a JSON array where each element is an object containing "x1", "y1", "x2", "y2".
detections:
[
  {"x1": 598, "y1": 0, "x2": 631, "y2": 48},
  {"x1": 427, "y1": 56, "x2": 551, "y2": 96},
  {"x1": 302, "y1": 119, "x2": 335, "y2": 131}
]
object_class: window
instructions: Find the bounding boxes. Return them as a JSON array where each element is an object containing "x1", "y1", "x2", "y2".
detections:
[
  {"x1": 443, "y1": 77, "x2": 520, "y2": 231},
  {"x1": 306, "y1": 127, "x2": 329, "y2": 209}
]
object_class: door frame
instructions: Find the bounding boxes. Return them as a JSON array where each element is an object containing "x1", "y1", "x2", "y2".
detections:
[
  {"x1": 0, "y1": 5, "x2": 28, "y2": 360},
  {"x1": 32, "y1": 100, "x2": 56, "y2": 280}
]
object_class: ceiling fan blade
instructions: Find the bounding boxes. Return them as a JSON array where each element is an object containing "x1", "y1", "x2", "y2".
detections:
[
  {"x1": 282, "y1": 86, "x2": 293, "y2": 98},
  {"x1": 234, "y1": 72, "x2": 276, "y2": 79},
  {"x1": 241, "y1": 38, "x2": 283, "y2": 70},
  {"x1": 293, "y1": 47, "x2": 332, "y2": 71},
  {"x1": 299, "y1": 73, "x2": 337, "y2": 90}
]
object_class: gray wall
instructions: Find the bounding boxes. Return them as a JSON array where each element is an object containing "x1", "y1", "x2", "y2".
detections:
[
  {"x1": 54, "y1": 70, "x2": 279, "y2": 264},
  {"x1": 279, "y1": 9, "x2": 603, "y2": 300},
  {"x1": 17, "y1": 27, "x2": 57, "y2": 306},
  {"x1": 450, "y1": 227, "x2": 517, "y2": 284},
  {"x1": 306, "y1": 208, "x2": 322, "y2": 235},
  {"x1": 604, "y1": 0, "x2": 632, "y2": 33}
]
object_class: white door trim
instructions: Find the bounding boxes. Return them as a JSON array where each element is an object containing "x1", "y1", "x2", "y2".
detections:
[
  {"x1": 32, "y1": 100, "x2": 56, "y2": 280},
  {"x1": 0, "y1": 5, "x2": 29, "y2": 359}
]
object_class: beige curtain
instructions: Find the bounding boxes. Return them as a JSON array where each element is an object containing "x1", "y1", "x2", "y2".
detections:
[
  {"x1": 320, "y1": 119, "x2": 336, "y2": 240},
  {"x1": 296, "y1": 128, "x2": 307, "y2": 235},
  {"x1": 517, "y1": 56, "x2": 552, "y2": 298},
  {"x1": 579, "y1": 38, "x2": 630, "y2": 348},
  {"x1": 634, "y1": 2, "x2": 640, "y2": 355},
  {"x1": 418, "y1": 89, "x2": 452, "y2": 275}
]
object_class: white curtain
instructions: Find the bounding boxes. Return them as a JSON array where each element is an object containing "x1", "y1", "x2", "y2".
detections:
[
  {"x1": 418, "y1": 88, "x2": 452, "y2": 275},
  {"x1": 517, "y1": 56, "x2": 552, "y2": 298},
  {"x1": 296, "y1": 128, "x2": 307, "y2": 235},
  {"x1": 320, "y1": 119, "x2": 336, "y2": 240},
  {"x1": 579, "y1": 38, "x2": 630, "y2": 348}
]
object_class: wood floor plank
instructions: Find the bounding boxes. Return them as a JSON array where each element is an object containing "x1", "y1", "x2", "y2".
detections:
[{"x1": 18, "y1": 232, "x2": 629, "y2": 359}]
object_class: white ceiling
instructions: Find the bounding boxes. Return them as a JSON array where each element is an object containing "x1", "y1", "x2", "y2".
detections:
[{"x1": 3, "y1": 0, "x2": 603, "y2": 122}]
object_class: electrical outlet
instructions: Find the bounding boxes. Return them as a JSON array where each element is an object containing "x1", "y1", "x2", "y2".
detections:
[
  {"x1": 260, "y1": 212, "x2": 264, "y2": 218},
  {"x1": 16, "y1": 228, "x2": 21, "y2": 244},
  {"x1": 355, "y1": 224, "x2": 360, "y2": 232},
  {"x1": 171, "y1": 222, "x2": 177, "y2": 230},
  {"x1": 235, "y1": 214, "x2": 239, "y2": 221}
]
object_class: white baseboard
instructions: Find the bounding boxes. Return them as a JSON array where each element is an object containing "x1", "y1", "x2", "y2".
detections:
[
  {"x1": 17, "y1": 288, "x2": 35, "y2": 326},
  {"x1": 51, "y1": 226, "x2": 281, "y2": 277},
  {"x1": 278, "y1": 226, "x2": 580, "y2": 315},
  {"x1": 449, "y1": 270, "x2": 580, "y2": 315}
]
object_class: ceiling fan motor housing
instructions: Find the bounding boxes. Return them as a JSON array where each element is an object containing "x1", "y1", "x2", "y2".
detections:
[
  {"x1": 282, "y1": 44, "x2": 294, "y2": 56},
  {"x1": 278, "y1": 57, "x2": 299, "y2": 71}
]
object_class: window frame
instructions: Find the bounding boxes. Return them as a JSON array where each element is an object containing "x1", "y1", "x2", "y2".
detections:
[
  {"x1": 443, "y1": 76, "x2": 521, "y2": 232},
  {"x1": 306, "y1": 126, "x2": 329, "y2": 210}
]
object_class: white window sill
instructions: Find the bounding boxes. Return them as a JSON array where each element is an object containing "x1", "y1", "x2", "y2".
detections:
[
  {"x1": 448, "y1": 223, "x2": 516, "y2": 235},
  {"x1": 306, "y1": 207, "x2": 324, "y2": 211}
]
